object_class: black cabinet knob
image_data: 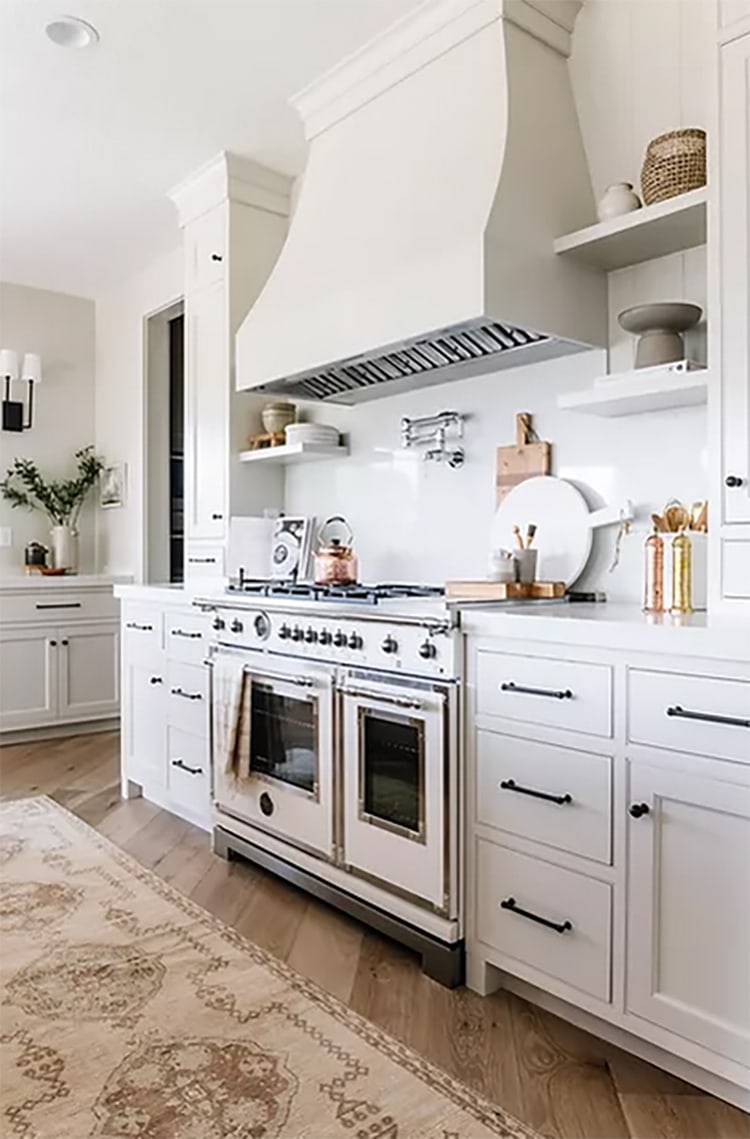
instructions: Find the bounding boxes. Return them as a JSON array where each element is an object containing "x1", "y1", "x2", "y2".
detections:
[
  {"x1": 149, "y1": 676, "x2": 163, "y2": 685},
  {"x1": 49, "y1": 640, "x2": 57, "y2": 647},
  {"x1": 629, "y1": 802, "x2": 650, "y2": 819},
  {"x1": 725, "y1": 474, "x2": 744, "y2": 488},
  {"x1": 211, "y1": 511, "x2": 224, "y2": 520},
  {"x1": 61, "y1": 639, "x2": 69, "y2": 646},
  {"x1": 210, "y1": 252, "x2": 223, "y2": 262}
]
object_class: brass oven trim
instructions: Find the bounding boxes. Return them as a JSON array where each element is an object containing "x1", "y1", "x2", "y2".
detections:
[{"x1": 356, "y1": 705, "x2": 427, "y2": 845}]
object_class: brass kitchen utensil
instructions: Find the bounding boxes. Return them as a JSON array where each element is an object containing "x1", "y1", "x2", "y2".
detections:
[
  {"x1": 651, "y1": 512, "x2": 666, "y2": 532},
  {"x1": 690, "y1": 500, "x2": 708, "y2": 532},
  {"x1": 512, "y1": 525, "x2": 525, "y2": 550},
  {"x1": 663, "y1": 500, "x2": 689, "y2": 532}
]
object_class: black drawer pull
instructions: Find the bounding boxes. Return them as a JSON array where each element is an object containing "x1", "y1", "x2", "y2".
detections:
[
  {"x1": 126, "y1": 621, "x2": 153, "y2": 632},
  {"x1": 36, "y1": 602, "x2": 81, "y2": 610},
  {"x1": 170, "y1": 687, "x2": 202, "y2": 701},
  {"x1": 500, "y1": 897, "x2": 572, "y2": 934},
  {"x1": 666, "y1": 705, "x2": 750, "y2": 729},
  {"x1": 171, "y1": 758, "x2": 203, "y2": 775},
  {"x1": 171, "y1": 629, "x2": 202, "y2": 640},
  {"x1": 499, "y1": 778, "x2": 572, "y2": 806},
  {"x1": 500, "y1": 681, "x2": 573, "y2": 701}
]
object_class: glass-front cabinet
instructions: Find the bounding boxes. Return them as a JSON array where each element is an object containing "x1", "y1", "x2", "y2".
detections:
[
  {"x1": 212, "y1": 655, "x2": 334, "y2": 859},
  {"x1": 340, "y1": 673, "x2": 449, "y2": 912}
]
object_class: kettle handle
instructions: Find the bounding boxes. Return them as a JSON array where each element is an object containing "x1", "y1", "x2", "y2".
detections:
[{"x1": 318, "y1": 515, "x2": 354, "y2": 546}]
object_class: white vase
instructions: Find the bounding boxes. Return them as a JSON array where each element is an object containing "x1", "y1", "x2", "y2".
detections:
[
  {"x1": 597, "y1": 182, "x2": 642, "y2": 222},
  {"x1": 50, "y1": 526, "x2": 78, "y2": 573}
]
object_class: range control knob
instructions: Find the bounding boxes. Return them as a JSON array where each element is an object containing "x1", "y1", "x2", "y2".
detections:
[
  {"x1": 305, "y1": 627, "x2": 318, "y2": 644},
  {"x1": 333, "y1": 630, "x2": 348, "y2": 648},
  {"x1": 212, "y1": 616, "x2": 225, "y2": 631},
  {"x1": 319, "y1": 629, "x2": 333, "y2": 646},
  {"x1": 348, "y1": 633, "x2": 363, "y2": 650},
  {"x1": 418, "y1": 640, "x2": 437, "y2": 660},
  {"x1": 278, "y1": 624, "x2": 291, "y2": 640},
  {"x1": 381, "y1": 635, "x2": 398, "y2": 655},
  {"x1": 230, "y1": 618, "x2": 244, "y2": 634},
  {"x1": 291, "y1": 626, "x2": 304, "y2": 642},
  {"x1": 254, "y1": 613, "x2": 270, "y2": 639}
]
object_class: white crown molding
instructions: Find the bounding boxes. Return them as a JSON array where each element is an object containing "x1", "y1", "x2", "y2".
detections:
[
  {"x1": 168, "y1": 151, "x2": 291, "y2": 227},
  {"x1": 291, "y1": 0, "x2": 581, "y2": 140}
]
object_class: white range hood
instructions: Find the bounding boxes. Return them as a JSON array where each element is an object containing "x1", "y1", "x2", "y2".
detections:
[{"x1": 236, "y1": 0, "x2": 606, "y2": 404}]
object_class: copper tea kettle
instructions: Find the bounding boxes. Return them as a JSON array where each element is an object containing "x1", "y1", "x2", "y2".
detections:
[{"x1": 313, "y1": 516, "x2": 358, "y2": 585}]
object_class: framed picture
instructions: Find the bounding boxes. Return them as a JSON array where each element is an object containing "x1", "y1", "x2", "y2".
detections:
[
  {"x1": 269, "y1": 516, "x2": 315, "y2": 580},
  {"x1": 100, "y1": 463, "x2": 126, "y2": 509}
]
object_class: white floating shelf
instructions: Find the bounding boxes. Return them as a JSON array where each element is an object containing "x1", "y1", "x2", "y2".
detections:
[
  {"x1": 554, "y1": 187, "x2": 707, "y2": 271},
  {"x1": 558, "y1": 364, "x2": 708, "y2": 418},
  {"x1": 239, "y1": 442, "x2": 348, "y2": 464}
]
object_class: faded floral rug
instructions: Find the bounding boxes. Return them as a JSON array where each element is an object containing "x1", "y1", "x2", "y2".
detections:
[{"x1": 0, "y1": 797, "x2": 537, "y2": 1139}]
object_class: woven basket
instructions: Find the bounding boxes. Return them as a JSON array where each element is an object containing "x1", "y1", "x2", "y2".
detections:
[{"x1": 640, "y1": 129, "x2": 706, "y2": 205}]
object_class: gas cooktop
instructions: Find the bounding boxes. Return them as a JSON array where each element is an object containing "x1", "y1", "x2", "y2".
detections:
[{"x1": 226, "y1": 578, "x2": 445, "y2": 606}]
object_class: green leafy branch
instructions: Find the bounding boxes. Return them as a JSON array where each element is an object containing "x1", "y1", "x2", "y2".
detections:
[{"x1": 0, "y1": 446, "x2": 107, "y2": 527}]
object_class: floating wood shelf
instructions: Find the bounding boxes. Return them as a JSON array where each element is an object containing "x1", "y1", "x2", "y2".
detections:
[
  {"x1": 239, "y1": 442, "x2": 348, "y2": 464},
  {"x1": 558, "y1": 363, "x2": 708, "y2": 418},
  {"x1": 554, "y1": 187, "x2": 707, "y2": 271}
]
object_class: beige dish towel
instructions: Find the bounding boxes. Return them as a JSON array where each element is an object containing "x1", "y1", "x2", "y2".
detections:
[{"x1": 212, "y1": 652, "x2": 249, "y2": 778}]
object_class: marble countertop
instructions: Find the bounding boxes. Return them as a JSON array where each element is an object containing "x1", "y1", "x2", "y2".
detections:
[{"x1": 0, "y1": 574, "x2": 132, "y2": 591}]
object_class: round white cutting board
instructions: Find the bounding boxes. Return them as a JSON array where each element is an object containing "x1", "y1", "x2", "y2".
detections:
[{"x1": 491, "y1": 476, "x2": 604, "y2": 586}]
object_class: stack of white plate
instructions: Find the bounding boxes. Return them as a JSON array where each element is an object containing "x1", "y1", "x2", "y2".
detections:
[{"x1": 285, "y1": 423, "x2": 340, "y2": 446}]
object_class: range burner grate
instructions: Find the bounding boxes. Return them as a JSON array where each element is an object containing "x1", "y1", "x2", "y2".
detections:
[{"x1": 226, "y1": 579, "x2": 445, "y2": 605}]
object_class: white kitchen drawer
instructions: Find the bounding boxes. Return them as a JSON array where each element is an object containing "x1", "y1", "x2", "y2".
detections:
[
  {"x1": 165, "y1": 609, "x2": 211, "y2": 664},
  {"x1": 628, "y1": 668, "x2": 750, "y2": 764},
  {"x1": 723, "y1": 540, "x2": 750, "y2": 599},
  {"x1": 185, "y1": 205, "x2": 226, "y2": 292},
  {"x1": 475, "y1": 838, "x2": 612, "y2": 1002},
  {"x1": 476, "y1": 731, "x2": 612, "y2": 864},
  {"x1": 477, "y1": 650, "x2": 613, "y2": 738},
  {"x1": 167, "y1": 661, "x2": 209, "y2": 737},
  {"x1": 2, "y1": 588, "x2": 119, "y2": 626},
  {"x1": 185, "y1": 543, "x2": 225, "y2": 580},
  {"x1": 166, "y1": 725, "x2": 209, "y2": 817},
  {"x1": 122, "y1": 605, "x2": 162, "y2": 663}
]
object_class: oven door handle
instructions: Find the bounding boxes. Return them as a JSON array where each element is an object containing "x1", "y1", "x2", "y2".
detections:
[
  {"x1": 242, "y1": 666, "x2": 315, "y2": 689},
  {"x1": 338, "y1": 686, "x2": 424, "y2": 711}
]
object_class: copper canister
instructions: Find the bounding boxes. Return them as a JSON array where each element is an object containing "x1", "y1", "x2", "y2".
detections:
[
  {"x1": 670, "y1": 530, "x2": 693, "y2": 615},
  {"x1": 643, "y1": 529, "x2": 664, "y2": 613}
]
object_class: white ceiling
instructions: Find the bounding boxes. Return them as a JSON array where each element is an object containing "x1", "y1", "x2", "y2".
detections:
[{"x1": 0, "y1": 0, "x2": 421, "y2": 299}]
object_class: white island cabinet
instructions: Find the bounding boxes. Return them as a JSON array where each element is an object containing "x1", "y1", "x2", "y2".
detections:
[
  {"x1": 0, "y1": 578, "x2": 121, "y2": 737},
  {"x1": 462, "y1": 603, "x2": 750, "y2": 1111},
  {"x1": 116, "y1": 585, "x2": 216, "y2": 831}
]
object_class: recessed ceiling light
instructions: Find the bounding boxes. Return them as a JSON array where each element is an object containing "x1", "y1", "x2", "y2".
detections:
[{"x1": 45, "y1": 16, "x2": 99, "y2": 49}]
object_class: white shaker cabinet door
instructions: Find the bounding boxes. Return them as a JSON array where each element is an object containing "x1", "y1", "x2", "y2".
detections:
[
  {"x1": 57, "y1": 623, "x2": 120, "y2": 722},
  {"x1": 719, "y1": 34, "x2": 750, "y2": 524},
  {"x1": 123, "y1": 659, "x2": 167, "y2": 789},
  {"x1": 0, "y1": 626, "x2": 58, "y2": 732},
  {"x1": 625, "y1": 759, "x2": 750, "y2": 1068},
  {"x1": 185, "y1": 282, "x2": 228, "y2": 542}
]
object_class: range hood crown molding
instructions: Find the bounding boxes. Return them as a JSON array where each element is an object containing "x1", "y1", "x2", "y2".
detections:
[{"x1": 293, "y1": 0, "x2": 583, "y2": 141}]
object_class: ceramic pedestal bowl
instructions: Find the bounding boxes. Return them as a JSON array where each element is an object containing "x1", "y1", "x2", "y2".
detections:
[{"x1": 618, "y1": 302, "x2": 702, "y2": 369}]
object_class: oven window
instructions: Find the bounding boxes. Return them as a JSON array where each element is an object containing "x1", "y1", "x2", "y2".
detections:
[
  {"x1": 250, "y1": 685, "x2": 317, "y2": 795},
  {"x1": 360, "y1": 709, "x2": 424, "y2": 840}
]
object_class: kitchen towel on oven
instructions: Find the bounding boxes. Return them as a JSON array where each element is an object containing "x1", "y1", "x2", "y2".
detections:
[{"x1": 213, "y1": 653, "x2": 249, "y2": 779}]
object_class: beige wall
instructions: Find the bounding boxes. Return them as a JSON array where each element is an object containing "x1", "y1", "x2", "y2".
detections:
[
  {"x1": 94, "y1": 245, "x2": 183, "y2": 579},
  {"x1": 0, "y1": 282, "x2": 96, "y2": 575}
]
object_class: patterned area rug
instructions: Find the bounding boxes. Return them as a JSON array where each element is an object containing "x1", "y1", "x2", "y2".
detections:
[{"x1": 0, "y1": 797, "x2": 538, "y2": 1139}]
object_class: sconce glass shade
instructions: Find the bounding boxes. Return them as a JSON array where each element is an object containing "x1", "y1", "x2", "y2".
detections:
[
  {"x1": 21, "y1": 354, "x2": 42, "y2": 383},
  {"x1": 0, "y1": 349, "x2": 19, "y2": 380}
]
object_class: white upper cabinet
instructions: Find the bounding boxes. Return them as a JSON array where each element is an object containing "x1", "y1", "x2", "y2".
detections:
[
  {"x1": 185, "y1": 281, "x2": 228, "y2": 541},
  {"x1": 719, "y1": 0, "x2": 750, "y2": 37},
  {"x1": 718, "y1": 34, "x2": 750, "y2": 525},
  {"x1": 185, "y1": 205, "x2": 226, "y2": 293},
  {"x1": 626, "y1": 759, "x2": 750, "y2": 1068}
]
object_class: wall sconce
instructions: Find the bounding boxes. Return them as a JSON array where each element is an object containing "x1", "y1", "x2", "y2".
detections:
[{"x1": 1, "y1": 350, "x2": 42, "y2": 432}]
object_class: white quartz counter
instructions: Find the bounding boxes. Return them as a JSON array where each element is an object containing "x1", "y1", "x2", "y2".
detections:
[
  {"x1": 0, "y1": 574, "x2": 131, "y2": 591},
  {"x1": 114, "y1": 582, "x2": 225, "y2": 606},
  {"x1": 457, "y1": 602, "x2": 750, "y2": 663}
]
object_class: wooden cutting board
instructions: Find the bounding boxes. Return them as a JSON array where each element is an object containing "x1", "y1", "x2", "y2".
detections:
[
  {"x1": 496, "y1": 413, "x2": 551, "y2": 504},
  {"x1": 445, "y1": 580, "x2": 565, "y2": 601}
]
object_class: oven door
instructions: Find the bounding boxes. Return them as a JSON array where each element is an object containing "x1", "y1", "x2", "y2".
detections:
[
  {"x1": 339, "y1": 670, "x2": 452, "y2": 913},
  {"x1": 212, "y1": 651, "x2": 335, "y2": 861}
]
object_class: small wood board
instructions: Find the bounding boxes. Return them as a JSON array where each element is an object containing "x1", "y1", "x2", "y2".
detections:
[
  {"x1": 496, "y1": 413, "x2": 551, "y2": 504},
  {"x1": 445, "y1": 580, "x2": 566, "y2": 601},
  {"x1": 247, "y1": 431, "x2": 286, "y2": 451}
]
